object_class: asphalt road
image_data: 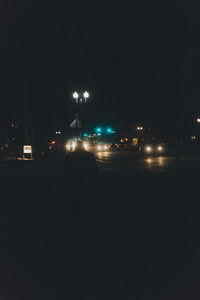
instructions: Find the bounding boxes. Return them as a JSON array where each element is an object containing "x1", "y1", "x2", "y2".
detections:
[
  {"x1": 0, "y1": 151, "x2": 200, "y2": 299},
  {"x1": 95, "y1": 150, "x2": 176, "y2": 172},
  {"x1": 95, "y1": 149, "x2": 200, "y2": 172}
]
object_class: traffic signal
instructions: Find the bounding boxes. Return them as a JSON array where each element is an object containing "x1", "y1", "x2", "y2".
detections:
[
  {"x1": 106, "y1": 127, "x2": 112, "y2": 134},
  {"x1": 96, "y1": 127, "x2": 102, "y2": 133}
]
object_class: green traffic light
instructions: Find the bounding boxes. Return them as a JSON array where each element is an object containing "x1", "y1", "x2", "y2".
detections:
[
  {"x1": 96, "y1": 127, "x2": 102, "y2": 133},
  {"x1": 106, "y1": 127, "x2": 112, "y2": 133}
]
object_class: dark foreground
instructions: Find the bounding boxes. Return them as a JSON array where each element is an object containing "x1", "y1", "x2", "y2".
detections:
[{"x1": 0, "y1": 152, "x2": 199, "y2": 299}]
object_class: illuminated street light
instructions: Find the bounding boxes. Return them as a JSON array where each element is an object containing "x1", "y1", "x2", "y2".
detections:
[
  {"x1": 83, "y1": 91, "x2": 89, "y2": 102},
  {"x1": 72, "y1": 91, "x2": 90, "y2": 104},
  {"x1": 73, "y1": 91, "x2": 79, "y2": 99},
  {"x1": 71, "y1": 90, "x2": 90, "y2": 139},
  {"x1": 197, "y1": 118, "x2": 200, "y2": 123}
]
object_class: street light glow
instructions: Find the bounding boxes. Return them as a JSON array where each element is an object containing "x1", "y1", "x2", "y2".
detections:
[
  {"x1": 197, "y1": 118, "x2": 200, "y2": 123},
  {"x1": 73, "y1": 91, "x2": 79, "y2": 99},
  {"x1": 83, "y1": 91, "x2": 89, "y2": 98}
]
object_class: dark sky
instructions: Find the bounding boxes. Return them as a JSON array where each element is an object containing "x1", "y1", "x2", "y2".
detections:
[{"x1": 1, "y1": 1, "x2": 200, "y2": 135}]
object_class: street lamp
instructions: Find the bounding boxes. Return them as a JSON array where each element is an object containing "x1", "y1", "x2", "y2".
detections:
[
  {"x1": 83, "y1": 91, "x2": 89, "y2": 102},
  {"x1": 73, "y1": 91, "x2": 90, "y2": 104},
  {"x1": 197, "y1": 118, "x2": 200, "y2": 124},
  {"x1": 71, "y1": 90, "x2": 90, "y2": 139},
  {"x1": 73, "y1": 91, "x2": 79, "y2": 103},
  {"x1": 137, "y1": 126, "x2": 144, "y2": 150}
]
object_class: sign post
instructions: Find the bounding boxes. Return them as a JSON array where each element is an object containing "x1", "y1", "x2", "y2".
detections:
[{"x1": 23, "y1": 145, "x2": 32, "y2": 159}]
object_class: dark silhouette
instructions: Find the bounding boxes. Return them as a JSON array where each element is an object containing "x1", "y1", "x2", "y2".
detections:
[{"x1": 63, "y1": 140, "x2": 98, "y2": 182}]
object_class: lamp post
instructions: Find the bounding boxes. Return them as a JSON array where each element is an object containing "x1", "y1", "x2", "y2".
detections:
[
  {"x1": 72, "y1": 90, "x2": 90, "y2": 139},
  {"x1": 73, "y1": 91, "x2": 90, "y2": 104},
  {"x1": 137, "y1": 126, "x2": 144, "y2": 150}
]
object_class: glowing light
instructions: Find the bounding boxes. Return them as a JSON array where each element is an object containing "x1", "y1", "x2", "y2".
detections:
[
  {"x1": 158, "y1": 146, "x2": 163, "y2": 151},
  {"x1": 65, "y1": 143, "x2": 71, "y2": 151},
  {"x1": 106, "y1": 127, "x2": 112, "y2": 133},
  {"x1": 96, "y1": 127, "x2": 102, "y2": 133},
  {"x1": 104, "y1": 145, "x2": 108, "y2": 150},
  {"x1": 97, "y1": 145, "x2": 102, "y2": 150},
  {"x1": 83, "y1": 91, "x2": 89, "y2": 98},
  {"x1": 73, "y1": 91, "x2": 79, "y2": 99},
  {"x1": 72, "y1": 142, "x2": 77, "y2": 150},
  {"x1": 83, "y1": 142, "x2": 89, "y2": 150},
  {"x1": 146, "y1": 158, "x2": 153, "y2": 164},
  {"x1": 51, "y1": 140, "x2": 56, "y2": 145},
  {"x1": 146, "y1": 146, "x2": 152, "y2": 152},
  {"x1": 197, "y1": 118, "x2": 200, "y2": 123}
]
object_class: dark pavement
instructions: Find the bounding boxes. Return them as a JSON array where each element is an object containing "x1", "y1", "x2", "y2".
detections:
[{"x1": 0, "y1": 151, "x2": 200, "y2": 299}]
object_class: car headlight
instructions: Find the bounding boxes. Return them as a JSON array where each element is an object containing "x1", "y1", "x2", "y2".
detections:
[
  {"x1": 97, "y1": 145, "x2": 102, "y2": 150},
  {"x1": 65, "y1": 144, "x2": 71, "y2": 150},
  {"x1": 146, "y1": 146, "x2": 152, "y2": 152},
  {"x1": 158, "y1": 146, "x2": 163, "y2": 151},
  {"x1": 72, "y1": 142, "x2": 77, "y2": 150},
  {"x1": 83, "y1": 142, "x2": 89, "y2": 150},
  {"x1": 104, "y1": 145, "x2": 108, "y2": 150}
]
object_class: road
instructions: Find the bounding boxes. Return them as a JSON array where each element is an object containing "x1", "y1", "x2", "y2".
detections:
[
  {"x1": 95, "y1": 150, "x2": 176, "y2": 172},
  {"x1": 0, "y1": 151, "x2": 199, "y2": 299},
  {"x1": 95, "y1": 149, "x2": 200, "y2": 172}
]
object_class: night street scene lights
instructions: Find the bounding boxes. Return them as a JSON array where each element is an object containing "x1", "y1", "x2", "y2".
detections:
[
  {"x1": 106, "y1": 127, "x2": 115, "y2": 134},
  {"x1": 71, "y1": 90, "x2": 90, "y2": 139},
  {"x1": 72, "y1": 91, "x2": 90, "y2": 104},
  {"x1": 106, "y1": 127, "x2": 112, "y2": 134},
  {"x1": 94, "y1": 127, "x2": 115, "y2": 135},
  {"x1": 95, "y1": 127, "x2": 102, "y2": 134},
  {"x1": 72, "y1": 91, "x2": 79, "y2": 103},
  {"x1": 83, "y1": 91, "x2": 89, "y2": 101},
  {"x1": 137, "y1": 125, "x2": 144, "y2": 150},
  {"x1": 197, "y1": 117, "x2": 200, "y2": 124}
]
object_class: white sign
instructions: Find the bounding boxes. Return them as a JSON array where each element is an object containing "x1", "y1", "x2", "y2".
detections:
[
  {"x1": 23, "y1": 145, "x2": 32, "y2": 154},
  {"x1": 70, "y1": 119, "x2": 82, "y2": 129}
]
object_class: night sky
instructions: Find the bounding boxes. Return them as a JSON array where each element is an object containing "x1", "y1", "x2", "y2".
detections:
[{"x1": 1, "y1": 1, "x2": 200, "y2": 137}]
